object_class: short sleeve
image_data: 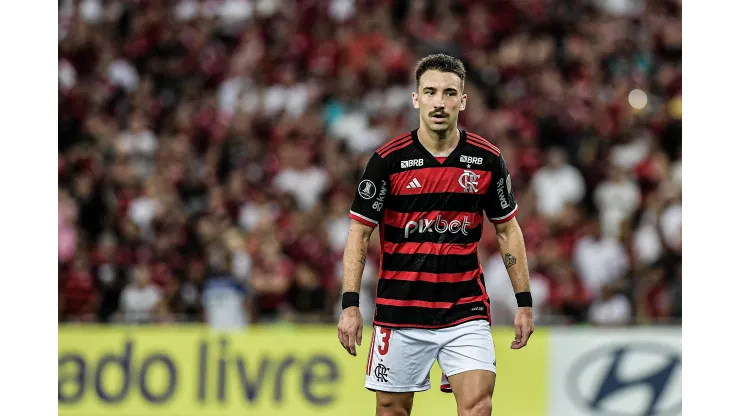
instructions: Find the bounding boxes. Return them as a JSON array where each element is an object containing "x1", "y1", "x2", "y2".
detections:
[
  {"x1": 483, "y1": 154, "x2": 518, "y2": 224},
  {"x1": 349, "y1": 153, "x2": 389, "y2": 228}
]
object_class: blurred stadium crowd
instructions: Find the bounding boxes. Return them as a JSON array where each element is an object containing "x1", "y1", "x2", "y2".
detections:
[{"x1": 58, "y1": 0, "x2": 681, "y2": 328}]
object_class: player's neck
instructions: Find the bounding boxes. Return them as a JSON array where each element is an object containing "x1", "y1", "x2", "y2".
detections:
[{"x1": 417, "y1": 123, "x2": 460, "y2": 157}]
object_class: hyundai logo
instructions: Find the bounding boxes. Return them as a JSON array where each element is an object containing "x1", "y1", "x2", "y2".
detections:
[{"x1": 566, "y1": 342, "x2": 681, "y2": 416}]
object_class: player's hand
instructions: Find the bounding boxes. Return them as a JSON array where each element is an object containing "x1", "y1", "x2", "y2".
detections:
[
  {"x1": 511, "y1": 307, "x2": 534, "y2": 349},
  {"x1": 337, "y1": 306, "x2": 363, "y2": 356}
]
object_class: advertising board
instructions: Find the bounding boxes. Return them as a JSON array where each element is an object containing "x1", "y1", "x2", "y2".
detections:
[
  {"x1": 59, "y1": 325, "x2": 547, "y2": 415},
  {"x1": 548, "y1": 327, "x2": 681, "y2": 416}
]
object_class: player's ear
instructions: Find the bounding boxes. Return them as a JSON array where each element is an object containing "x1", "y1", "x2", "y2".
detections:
[
  {"x1": 460, "y1": 93, "x2": 467, "y2": 111},
  {"x1": 412, "y1": 92, "x2": 419, "y2": 109}
]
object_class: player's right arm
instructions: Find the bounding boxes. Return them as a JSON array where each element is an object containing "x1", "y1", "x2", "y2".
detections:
[
  {"x1": 341, "y1": 220, "x2": 374, "y2": 295},
  {"x1": 337, "y1": 219, "x2": 373, "y2": 356},
  {"x1": 338, "y1": 152, "x2": 389, "y2": 357}
]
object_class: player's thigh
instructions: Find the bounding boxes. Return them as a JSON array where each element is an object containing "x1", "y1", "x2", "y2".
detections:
[
  {"x1": 447, "y1": 370, "x2": 495, "y2": 416},
  {"x1": 437, "y1": 320, "x2": 497, "y2": 404},
  {"x1": 365, "y1": 325, "x2": 438, "y2": 394}
]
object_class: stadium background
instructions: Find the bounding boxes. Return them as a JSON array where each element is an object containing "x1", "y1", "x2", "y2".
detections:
[{"x1": 58, "y1": 0, "x2": 682, "y2": 415}]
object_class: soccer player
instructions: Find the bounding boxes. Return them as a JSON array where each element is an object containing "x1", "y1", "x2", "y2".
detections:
[{"x1": 337, "y1": 53, "x2": 535, "y2": 416}]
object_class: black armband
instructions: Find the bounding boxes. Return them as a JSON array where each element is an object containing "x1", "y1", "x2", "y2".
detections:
[
  {"x1": 342, "y1": 292, "x2": 360, "y2": 309},
  {"x1": 515, "y1": 291, "x2": 533, "y2": 308}
]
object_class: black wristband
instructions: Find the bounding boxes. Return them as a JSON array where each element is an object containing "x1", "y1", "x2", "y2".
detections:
[
  {"x1": 342, "y1": 292, "x2": 360, "y2": 309},
  {"x1": 515, "y1": 292, "x2": 533, "y2": 308}
]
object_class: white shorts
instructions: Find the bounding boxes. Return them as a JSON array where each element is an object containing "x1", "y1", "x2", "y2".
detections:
[{"x1": 364, "y1": 319, "x2": 496, "y2": 393}]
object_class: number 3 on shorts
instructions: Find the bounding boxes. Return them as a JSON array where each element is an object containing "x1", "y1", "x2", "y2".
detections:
[{"x1": 377, "y1": 327, "x2": 391, "y2": 355}]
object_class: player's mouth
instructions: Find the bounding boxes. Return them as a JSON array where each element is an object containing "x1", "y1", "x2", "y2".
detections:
[{"x1": 430, "y1": 113, "x2": 448, "y2": 123}]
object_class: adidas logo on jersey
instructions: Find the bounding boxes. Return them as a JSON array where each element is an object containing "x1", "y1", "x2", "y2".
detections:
[{"x1": 406, "y1": 178, "x2": 422, "y2": 189}]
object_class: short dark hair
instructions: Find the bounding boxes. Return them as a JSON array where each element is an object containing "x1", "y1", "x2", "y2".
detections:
[{"x1": 414, "y1": 53, "x2": 466, "y2": 90}]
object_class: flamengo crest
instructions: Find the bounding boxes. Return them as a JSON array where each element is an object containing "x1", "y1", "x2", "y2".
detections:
[{"x1": 458, "y1": 170, "x2": 480, "y2": 193}]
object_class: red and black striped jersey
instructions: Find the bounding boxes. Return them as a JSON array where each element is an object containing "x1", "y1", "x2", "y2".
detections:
[{"x1": 349, "y1": 129, "x2": 518, "y2": 329}]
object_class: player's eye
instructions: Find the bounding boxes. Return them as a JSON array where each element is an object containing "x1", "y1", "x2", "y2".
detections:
[{"x1": 425, "y1": 91, "x2": 434, "y2": 95}]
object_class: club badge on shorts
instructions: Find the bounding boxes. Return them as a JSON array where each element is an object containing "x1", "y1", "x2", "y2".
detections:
[{"x1": 374, "y1": 363, "x2": 390, "y2": 382}]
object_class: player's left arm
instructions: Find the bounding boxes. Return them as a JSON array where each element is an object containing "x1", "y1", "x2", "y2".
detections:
[
  {"x1": 484, "y1": 153, "x2": 534, "y2": 349},
  {"x1": 494, "y1": 218, "x2": 535, "y2": 349},
  {"x1": 494, "y1": 218, "x2": 530, "y2": 299}
]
